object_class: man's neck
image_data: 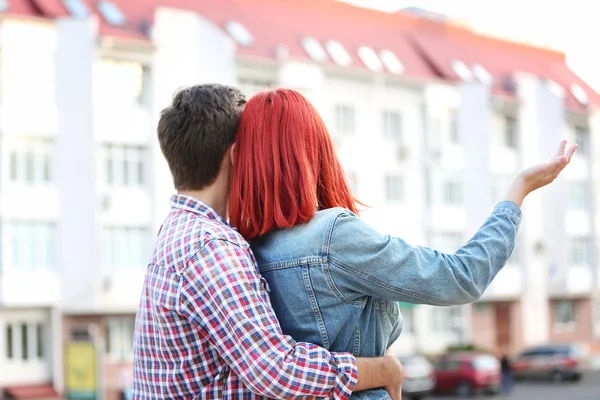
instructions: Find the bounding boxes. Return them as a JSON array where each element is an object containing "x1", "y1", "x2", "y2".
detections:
[{"x1": 178, "y1": 188, "x2": 228, "y2": 218}]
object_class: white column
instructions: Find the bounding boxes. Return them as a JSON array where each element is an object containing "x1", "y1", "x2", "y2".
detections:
[{"x1": 55, "y1": 18, "x2": 98, "y2": 312}]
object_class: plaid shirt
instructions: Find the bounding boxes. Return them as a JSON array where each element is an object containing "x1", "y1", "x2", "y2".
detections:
[{"x1": 132, "y1": 195, "x2": 358, "y2": 399}]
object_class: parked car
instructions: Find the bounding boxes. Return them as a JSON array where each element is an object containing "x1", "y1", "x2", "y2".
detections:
[
  {"x1": 433, "y1": 353, "x2": 501, "y2": 396},
  {"x1": 398, "y1": 355, "x2": 436, "y2": 400},
  {"x1": 512, "y1": 343, "x2": 590, "y2": 383}
]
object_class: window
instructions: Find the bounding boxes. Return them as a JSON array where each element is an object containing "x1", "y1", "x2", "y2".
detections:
[
  {"x1": 383, "y1": 111, "x2": 402, "y2": 139},
  {"x1": 385, "y1": 176, "x2": 404, "y2": 203},
  {"x1": 102, "y1": 145, "x2": 145, "y2": 187},
  {"x1": 504, "y1": 116, "x2": 518, "y2": 148},
  {"x1": 569, "y1": 236, "x2": 591, "y2": 265},
  {"x1": 36, "y1": 324, "x2": 44, "y2": 358},
  {"x1": 4, "y1": 322, "x2": 46, "y2": 362},
  {"x1": 568, "y1": 182, "x2": 589, "y2": 210},
  {"x1": 97, "y1": 1, "x2": 126, "y2": 27},
  {"x1": 63, "y1": 0, "x2": 89, "y2": 18},
  {"x1": 6, "y1": 222, "x2": 55, "y2": 271},
  {"x1": 21, "y1": 323, "x2": 28, "y2": 360},
  {"x1": 6, "y1": 325, "x2": 13, "y2": 359},
  {"x1": 449, "y1": 109, "x2": 459, "y2": 144},
  {"x1": 574, "y1": 127, "x2": 589, "y2": 157},
  {"x1": 7, "y1": 138, "x2": 53, "y2": 184},
  {"x1": 555, "y1": 300, "x2": 576, "y2": 326},
  {"x1": 106, "y1": 317, "x2": 135, "y2": 360},
  {"x1": 442, "y1": 179, "x2": 462, "y2": 205},
  {"x1": 100, "y1": 226, "x2": 149, "y2": 269},
  {"x1": 432, "y1": 307, "x2": 452, "y2": 331},
  {"x1": 335, "y1": 105, "x2": 356, "y2": 136},
  {"x1": 433, "y1": 232, "x2": 463, "y2": 254}
]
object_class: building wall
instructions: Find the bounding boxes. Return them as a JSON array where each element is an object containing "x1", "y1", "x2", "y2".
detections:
[{"x1": 548, "y1": 298, "x2": 595, "y2": 343}]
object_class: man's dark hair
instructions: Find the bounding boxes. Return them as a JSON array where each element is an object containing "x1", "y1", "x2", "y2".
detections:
[{"x1": 158, "y1": 83, "x2": 246, "y2": 190}]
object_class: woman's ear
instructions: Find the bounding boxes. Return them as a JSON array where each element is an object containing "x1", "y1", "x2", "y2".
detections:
[{"x1": 230, "y1": 142, "x2": 237, "y2": 167}]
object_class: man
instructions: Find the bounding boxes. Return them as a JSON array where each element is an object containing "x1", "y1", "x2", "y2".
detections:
[{"x1": 131, "y1": 84, "x2": 402, "y2": 399}]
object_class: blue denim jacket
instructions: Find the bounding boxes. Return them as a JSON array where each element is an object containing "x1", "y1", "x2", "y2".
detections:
[{"x1": 250, "y1": 201, "x2": 521, "y2": 399}]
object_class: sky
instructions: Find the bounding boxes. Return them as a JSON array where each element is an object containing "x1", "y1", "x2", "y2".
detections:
[{"x1": 340, "y1": 0, "x2": 599, "y2": 92}]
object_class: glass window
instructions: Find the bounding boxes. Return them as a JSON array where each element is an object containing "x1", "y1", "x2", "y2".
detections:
[
  {"x1": 555, "y1": 300, "x2": 576, "y2": 325},
  {"x1": 442, "y1": 179, "x2": 462, "y2": 205},
  {"x1": 106, "y1": 317, "x2": 136, "y2": 360},
  {"x1": 383, "y1": 111, "x2": 402, "y2": 139},
  {"x1": 574, "y1": 127, "x2": 589, "y2": 157},
  {"x1": 100, "y1": 226, "x2": 149, "y2": 269},
  {"x1": 102, "y1": 145, "x2": 146, "y2": 187},
  {"x1": 6, "y1": 324, "x2": 13, "y2": 359},
  {"x1": 569, "y1": 236, "x2": 591, "y2": 265},
  {"x1": 21, "y1": 323, "x2": 28, "y2": 360},
  {"x1": 504, "y1": 116, "x2": 518, "y2": 148},
  {"x1": 568, "y1": 182, "x2": 589, "y2": 209},
  {"x1": 385, "y1": 176, "x2": 404, "y2": 203},
  {"x1": 36, "y1": 324, "x2": 44, "y2": 358},
  {"x1": 6, "y1": 222, "x2": 55, "y2": 271},
  {"x1": 335, "y1": 105, "x2": 356, "y2": 136},
  {"x1": 7, "y1": 138, "x2": 53, "y2": 185},
  {"x1": 432, "y1": 307, "x2": 452, "y2": 331}
]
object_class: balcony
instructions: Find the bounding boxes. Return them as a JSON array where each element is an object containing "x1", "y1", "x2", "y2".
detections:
[
  {"x1": 0, "y1": 270, "x2": 60, "y2": 307},
  {"x1": 548, "y1": 265, "x2": 595, "y2": 298},
  {"x1": 0, "y1": 186, "x2": 59, "y2": 219}
]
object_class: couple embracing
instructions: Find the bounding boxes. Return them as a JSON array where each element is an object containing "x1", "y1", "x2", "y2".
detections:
[{"x1": 131, "y1": 84, "x2": 576, "y2": 399}]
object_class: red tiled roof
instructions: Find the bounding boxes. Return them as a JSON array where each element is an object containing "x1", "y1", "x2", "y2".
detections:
[{"x1": 2, "y1": 0, "x2": 598, "y2": 110}]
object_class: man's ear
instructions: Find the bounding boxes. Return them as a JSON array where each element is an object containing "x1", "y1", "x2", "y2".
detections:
[{"x1": 230, "y1": 142, "x2": 237, "y2": 167}]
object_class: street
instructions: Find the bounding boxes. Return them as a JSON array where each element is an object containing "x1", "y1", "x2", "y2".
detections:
[{"x1": 434, "y1": 371, "x2": 600, "y2": 400}]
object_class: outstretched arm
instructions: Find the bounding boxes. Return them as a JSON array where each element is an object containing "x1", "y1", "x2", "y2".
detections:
[{"x1": 327, "y1": 141, "x2": 576, "y2": 306}]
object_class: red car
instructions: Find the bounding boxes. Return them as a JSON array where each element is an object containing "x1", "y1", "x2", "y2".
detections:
[{"x1": 434, "y1": 353, "x2": 501, "y2": 396}]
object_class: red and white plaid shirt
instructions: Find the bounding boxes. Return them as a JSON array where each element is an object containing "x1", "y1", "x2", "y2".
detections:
[{"x1": 132, "y1": 195, "x2": 358, "y2": 399}]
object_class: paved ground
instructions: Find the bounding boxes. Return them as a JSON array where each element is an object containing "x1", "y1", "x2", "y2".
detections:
[{"x1": 433, "y1": 371, "x2": 600, "y2": 400}]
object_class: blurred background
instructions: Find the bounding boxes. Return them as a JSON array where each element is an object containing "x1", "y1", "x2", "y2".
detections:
[{"x1": 0, "y1": 0, "x2": 599, "y2": 399}]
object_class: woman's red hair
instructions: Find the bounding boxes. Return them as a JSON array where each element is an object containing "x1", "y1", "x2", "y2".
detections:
[{"x1": 229, "y1": 88, "x2": 359, "y2": 240}]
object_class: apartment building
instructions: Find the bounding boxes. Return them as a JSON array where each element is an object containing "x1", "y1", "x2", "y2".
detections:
[{"x1": 0, "y1": 0, "x2": 598, "y2": 397}]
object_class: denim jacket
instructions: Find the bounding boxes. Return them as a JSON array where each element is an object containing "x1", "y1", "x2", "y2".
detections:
[{"x1": 250, "y1": 201, "x2": 521, "y2": 399}]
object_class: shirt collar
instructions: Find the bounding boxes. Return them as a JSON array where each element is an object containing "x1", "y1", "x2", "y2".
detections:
[{"x1": 169, "y1": 194, "x2": 228, "y2": 225}]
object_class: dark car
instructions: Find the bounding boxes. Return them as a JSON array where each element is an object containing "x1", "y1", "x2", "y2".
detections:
[
  {"x1": 512, "y1": 343, "x2": 590, "y2": 383},
  {"x1": 434, "y1": 353, "x2": 501, "y2": 396},
  {"x1": 398, "y1": 355, "x2": 436, "y2": 400}
]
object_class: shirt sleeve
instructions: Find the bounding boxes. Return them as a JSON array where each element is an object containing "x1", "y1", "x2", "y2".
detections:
[
  {"x1": 178, "y1": 238, "x2": 358, "y2": 399},
  {"x1": 328, "y1": 201, "x2": 522, "y2": 306}
]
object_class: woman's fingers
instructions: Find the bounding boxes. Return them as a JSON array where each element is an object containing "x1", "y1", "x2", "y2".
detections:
[
  {"x1": 554, "y1": 140, "x2": 567, "y2": 158},
  {"x1": 566, "y1": 144, "x2": 578, "y2": 160}
]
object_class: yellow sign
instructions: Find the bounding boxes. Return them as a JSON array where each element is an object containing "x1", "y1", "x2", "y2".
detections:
[{"x1": 65, "y1": 342, "x2": 97, "y2": 392}]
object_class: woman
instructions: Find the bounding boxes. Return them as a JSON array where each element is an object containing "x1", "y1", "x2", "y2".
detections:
[{"x1": 229, "y1": 89, "x2": 575, "y2": 399}]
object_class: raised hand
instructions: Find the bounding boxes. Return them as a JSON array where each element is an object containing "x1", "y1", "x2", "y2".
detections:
[{"x1": 504, "y1": 140, "x2": 577, "y2": 207}]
